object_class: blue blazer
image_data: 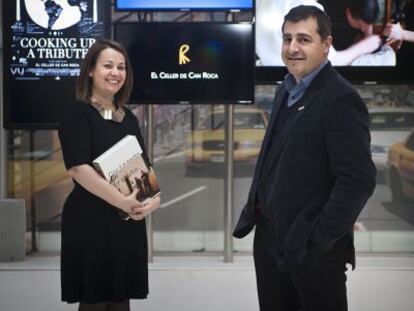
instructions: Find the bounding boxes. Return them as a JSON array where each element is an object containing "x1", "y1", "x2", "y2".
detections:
[{"x1": 233, "y1": 63, "x2": 376, "y2": 269}]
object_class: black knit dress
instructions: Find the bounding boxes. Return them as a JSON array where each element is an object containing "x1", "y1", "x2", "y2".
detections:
[{"x1": 58, "y1": 101, "x2": 148, "y2": 303}]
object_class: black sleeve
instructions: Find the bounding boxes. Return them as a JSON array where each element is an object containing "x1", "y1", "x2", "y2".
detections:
[
  {"x1": 310, "y1": 90, "x2": 376, "y2": 251},
  {"x1": 58, "y1": 104, "x2": 92, "y2": 170}
]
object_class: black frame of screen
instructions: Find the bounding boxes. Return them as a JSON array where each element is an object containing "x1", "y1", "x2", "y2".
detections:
[{"x1": 114, "y1": 22, "x2": 256, "y2": 105}]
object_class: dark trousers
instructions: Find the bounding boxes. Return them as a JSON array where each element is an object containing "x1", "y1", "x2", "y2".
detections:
[{"x1": 253, "y1": 217, "x2": 348, "y2": 311}]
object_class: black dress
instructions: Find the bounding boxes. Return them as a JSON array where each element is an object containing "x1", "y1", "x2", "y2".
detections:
[{"x1": 58, "y1": 101, "x2": 148, "y2": 303}]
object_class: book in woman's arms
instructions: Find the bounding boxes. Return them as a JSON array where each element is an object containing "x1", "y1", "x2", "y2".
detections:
[{"x1": 93, "y1": 135, "x2": 161, "y2": 202}]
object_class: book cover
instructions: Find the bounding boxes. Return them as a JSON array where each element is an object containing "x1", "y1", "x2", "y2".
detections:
[{"x1": 93, "y1": 135, "x2": 160, "y2": 202}]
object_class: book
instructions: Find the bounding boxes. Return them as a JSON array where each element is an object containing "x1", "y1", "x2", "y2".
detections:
[{"x1": 93, "y1": 135, "x2": 161, "y2": 212}]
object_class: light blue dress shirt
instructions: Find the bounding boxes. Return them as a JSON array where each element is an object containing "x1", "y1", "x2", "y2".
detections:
[{"x1": 284, "y1": 60, "x2": 329, "y2": 107}]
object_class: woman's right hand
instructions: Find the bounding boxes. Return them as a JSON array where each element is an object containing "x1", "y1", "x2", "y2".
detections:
[
  {"x1": 384, "y1": 22, "x2": 404, "y2": 48},
  {"x1": 384, "y1": 22, "x2": 404, "y2": 41}
]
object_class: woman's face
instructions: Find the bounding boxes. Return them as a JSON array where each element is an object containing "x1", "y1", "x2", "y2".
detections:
[{"x1": 90, "y1": 47, "x2": 127, "y2": 100}]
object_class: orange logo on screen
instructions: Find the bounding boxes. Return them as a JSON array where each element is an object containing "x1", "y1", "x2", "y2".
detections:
[{"x1": 179, "y1": 44, "x2": 190, "y2": 65}]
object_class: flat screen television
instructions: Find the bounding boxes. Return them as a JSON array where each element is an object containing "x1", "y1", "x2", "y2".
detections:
[
  {"x1": 115, "y1": 0, "x2": 254, "y2": 11},
  {"x1": 114, "y1": 22, "x2": 255, "y2": 104},
  {"x1": 3, "y1": 0, "x2": 110, "y2": 129},
  {"x1": 255, "y1": 0, "x2": 414, "y2": 84}
]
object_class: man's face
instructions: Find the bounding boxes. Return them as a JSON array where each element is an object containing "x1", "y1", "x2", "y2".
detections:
[{"x1": 281, "y1": 17, "x2": 331, "y2": 82}]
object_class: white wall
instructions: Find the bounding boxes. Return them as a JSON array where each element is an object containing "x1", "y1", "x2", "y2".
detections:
[{"x1": 1, "y1": 255, "x2": 413, "y2": 311}]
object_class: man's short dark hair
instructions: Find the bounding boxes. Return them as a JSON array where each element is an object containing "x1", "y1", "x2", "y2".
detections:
[
  {"x1": 282, "y1": 5, "x2": 332, "y2": 41},
  {"x1": 346, "y1": 0, "x2": 379, "y2": 24}
]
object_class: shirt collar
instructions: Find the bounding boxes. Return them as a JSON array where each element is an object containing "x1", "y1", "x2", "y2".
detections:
[{"x1": 284, "y1": 60, "x2": 329, "y2": 93}]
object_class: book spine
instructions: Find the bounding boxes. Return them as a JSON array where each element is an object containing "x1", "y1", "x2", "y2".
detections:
[{"x1": 92, "y1": 162, "x2": 105, "y2": 179}]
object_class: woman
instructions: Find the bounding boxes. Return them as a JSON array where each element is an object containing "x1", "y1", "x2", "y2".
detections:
[
  {"x1": 319, "y1": 0, "x2": 388, "y2": 66},
  {"x1": 58, "y1": 39, "x2": 160, "y2": 311}
]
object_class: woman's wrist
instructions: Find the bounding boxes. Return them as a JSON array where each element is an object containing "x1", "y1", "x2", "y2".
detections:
[{"x1": 117, "y1": 195, "x2": 130, "y2": 212}]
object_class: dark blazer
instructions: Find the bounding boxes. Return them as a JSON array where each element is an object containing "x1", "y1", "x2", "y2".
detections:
[{"x1": 233, "y1": 63, "x2": 376, "y2": 269}]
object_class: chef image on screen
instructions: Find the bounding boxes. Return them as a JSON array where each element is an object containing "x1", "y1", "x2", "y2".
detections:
[{"x1": 256, "y1": 0, "x2": 396, "y2": 66}]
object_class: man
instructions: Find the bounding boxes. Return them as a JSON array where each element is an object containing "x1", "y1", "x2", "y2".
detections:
[{"x1": 233, "y1": 5, "x2": 376, "y2": 311}]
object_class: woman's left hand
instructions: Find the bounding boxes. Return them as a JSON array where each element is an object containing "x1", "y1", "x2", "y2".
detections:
[{"x1": 128, "y1": 195, "x2": 161, "y2": 221}]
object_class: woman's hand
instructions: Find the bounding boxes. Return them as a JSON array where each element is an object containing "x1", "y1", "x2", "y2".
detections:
[
  {"x1": 67, "y1": 164, "x2": 159, "y2": 221},
  {"x1": 384, "y1": 22, "x2": 404, "y2": 41},
  {"x1": 128, "y1": 195, "x2": 161, "y2": 221},
  {"x1": 118, "y1": 189, "x2": 144, "y2": 215},
  {"x1": 384, "y1": 22, "x2": 404, "y2": 48}
]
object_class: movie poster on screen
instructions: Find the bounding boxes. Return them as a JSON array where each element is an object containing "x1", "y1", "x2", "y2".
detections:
[{"x1": 8, "y1": 0, "x2": 106, "y2": 81}]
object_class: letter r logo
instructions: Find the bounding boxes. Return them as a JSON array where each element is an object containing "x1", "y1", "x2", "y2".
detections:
[{"x1": 179, "y1": 44, "x2": 190, "y2": 65}]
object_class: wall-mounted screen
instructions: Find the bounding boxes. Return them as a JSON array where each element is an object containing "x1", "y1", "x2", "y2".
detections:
[
  {"x1": 114, "y1": 23, "x2": 255, "y2": 104},
  {"x1": 255, "y1": 0, "x2": 414, "y2": 83},
  {"x1": 115, "y1": 0, "x2": 254, "y2": 11},
  {"x1": 3, "y1": 0, "x2": 110, "y2": 129}
]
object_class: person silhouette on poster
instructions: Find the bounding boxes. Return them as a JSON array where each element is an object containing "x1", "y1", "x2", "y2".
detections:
[
  {"x1": 43, "y1": 0, "x2": 63, "y2": 29},
  {"x1": 43, "y1": 0, "x2": 83, "y2": 29}
]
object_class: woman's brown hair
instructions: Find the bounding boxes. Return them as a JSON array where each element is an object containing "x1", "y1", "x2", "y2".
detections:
[{"x1": 76, "y1": 39, "x2": 133, "y2": 106}]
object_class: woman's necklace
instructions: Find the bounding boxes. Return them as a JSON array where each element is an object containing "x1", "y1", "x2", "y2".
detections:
[{"x1": 90, "y1": 99, "x2": 125, "y2": 123}]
